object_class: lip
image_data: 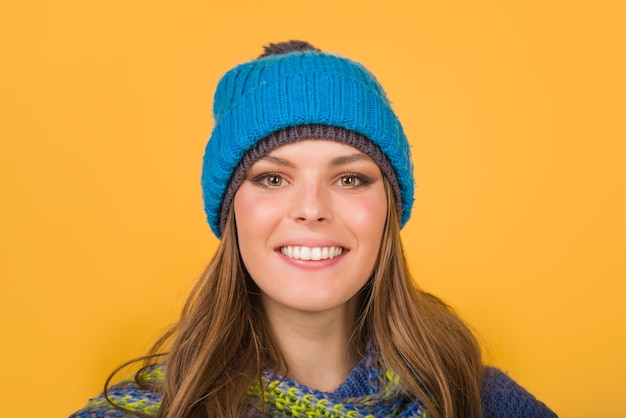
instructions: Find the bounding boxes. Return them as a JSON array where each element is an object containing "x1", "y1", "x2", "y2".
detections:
[
  {"x1": 275, "y1": 238, "x2": 348, "y2": 249},
  {"x1": 275, "y1": 249, "x2": 346, "y2": 270}
]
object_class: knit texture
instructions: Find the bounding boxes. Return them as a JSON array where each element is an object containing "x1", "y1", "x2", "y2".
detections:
[
  {"x1": 246, "y1": 350, "x2": 426, "y2": 417},
  {"x1": 69, "y1": 355, "x2": 557, "y2": 417},
  {"x1": 201, "y1": 48, "x2": 414, "y2": 237},
  {"x1": 69, "y1": 365, "x2": 164, "y2": 417},
  {"x1": 480, "y1": 366, "x2": 557, "y2": 418}
]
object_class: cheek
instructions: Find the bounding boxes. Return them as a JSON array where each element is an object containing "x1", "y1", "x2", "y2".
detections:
[
  {"x1": 234, "y1": 192, "x2": 262, "y2": 279},
  {"x1": 233, "y1": 188, "x2": 288, "y2": 276},
  {"x1": 234, "y1": 188, "x2": 283, "y2": 235},
  {"x1": 340, "y1": 193, "x2": 388, "y2": 232}
]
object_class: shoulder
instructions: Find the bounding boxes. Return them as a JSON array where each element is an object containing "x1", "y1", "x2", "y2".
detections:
[
  {"x1": 69, "y1": 364, "x2": 163, "y2": 418},
  {"x1": 481, "y1": 366, "x2": 557, "y2": 418}
]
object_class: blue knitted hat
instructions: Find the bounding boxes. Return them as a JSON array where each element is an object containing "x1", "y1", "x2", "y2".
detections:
[{"x1": 201, "y1": 41, "x2": 414, "y2": 237}]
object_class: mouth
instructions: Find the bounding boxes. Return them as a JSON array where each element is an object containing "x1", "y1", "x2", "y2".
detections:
[{"x1": 279, "y1": 245, "x2": 344, "y2": 261}]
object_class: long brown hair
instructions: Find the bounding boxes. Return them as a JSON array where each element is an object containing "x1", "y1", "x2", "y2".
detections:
[{"x1": 109, "y1": 178, "x2": 484, "y2": 417}]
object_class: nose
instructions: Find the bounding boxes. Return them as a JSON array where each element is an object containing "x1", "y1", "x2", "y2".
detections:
[{"x1": 289, "y1": 178, "x2": 333, "y2": 224}]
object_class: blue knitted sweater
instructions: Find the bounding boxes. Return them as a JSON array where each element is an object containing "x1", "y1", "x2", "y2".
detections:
[{"x1": 70, "y1": 355, "x2": 556, "y2": 417}]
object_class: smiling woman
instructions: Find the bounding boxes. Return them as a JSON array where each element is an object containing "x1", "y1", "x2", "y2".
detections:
[
  {"x1": 235, "y1": 141, "x2": 387, "y2": 321},
  {"x1": 70, "y1": 41, "x2": 557, "y2": 418}
]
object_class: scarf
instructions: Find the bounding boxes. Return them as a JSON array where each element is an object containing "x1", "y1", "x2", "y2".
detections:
[
  {"x1": 248, "y1": 349, "x2": 426, "y2": 417},
  {"x1": 70, "y1": 349, "x2": 427, "y2": 417}
]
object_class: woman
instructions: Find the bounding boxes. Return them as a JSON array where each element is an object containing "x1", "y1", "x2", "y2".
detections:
[{"x1": 71, "y1": 40, "x2": 556, "y2": 418}]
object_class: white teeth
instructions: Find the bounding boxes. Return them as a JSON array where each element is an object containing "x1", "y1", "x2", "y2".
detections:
[{"x1": 280, "y1": 246, "x2": 343, "y2": 260}]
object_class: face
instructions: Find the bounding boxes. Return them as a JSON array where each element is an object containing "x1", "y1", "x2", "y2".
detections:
[{"x1": 233, "y1": 139, "x2": 388, "y2": 318}]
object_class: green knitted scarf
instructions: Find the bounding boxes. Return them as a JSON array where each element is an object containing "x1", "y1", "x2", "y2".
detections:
[
  {"x1": 70, "y1": 350, "x2": 427, "y2": 417},
  {"x1": 247, "y1": 351, "x2": 427, "y2": 417}
]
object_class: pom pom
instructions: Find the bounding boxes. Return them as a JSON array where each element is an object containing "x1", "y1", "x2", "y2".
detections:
[{"x1": 257, "y1": 40, "x2": 320, "y2": 58}]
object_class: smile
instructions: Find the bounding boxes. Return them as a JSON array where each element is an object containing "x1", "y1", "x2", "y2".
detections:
[{"x1": 279, "y1": 246, "x2": 344, "y2": 261}]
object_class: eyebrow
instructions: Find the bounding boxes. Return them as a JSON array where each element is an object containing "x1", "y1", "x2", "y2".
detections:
[
  {"x1": 259, "y1": 155, "x2": 296, "y2": 168},
  {"x1": 259, "y1": 152, "x2": 371, "y2": 168},
  {"x1": 330, "y1": 153, "x2": 372, "y2": 166}
]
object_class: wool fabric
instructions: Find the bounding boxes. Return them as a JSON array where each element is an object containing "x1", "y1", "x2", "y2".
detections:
[
  {"x1": 69, "y1": 350, "x2": 557, "y2": 418},
  {"x1": 246, "y1": 350, "x2": 426, "y2": 417},
  {"x1": 201, "y1": 47, "x2": 414, "y2": 237}
]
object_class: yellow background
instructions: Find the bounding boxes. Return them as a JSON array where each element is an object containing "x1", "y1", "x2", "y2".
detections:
[{"x1": 1, "y1": 1, "x2": 624, "y2": 416}]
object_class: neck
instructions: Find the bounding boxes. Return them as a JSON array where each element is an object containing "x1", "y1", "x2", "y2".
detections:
[{"x1": 263, "y1": 299, "x2": 360, "y2": 392}]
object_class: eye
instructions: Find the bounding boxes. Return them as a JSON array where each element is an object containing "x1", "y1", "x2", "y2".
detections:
[
  {"x1": 336, "y1": 174, "x2": 372, "y2": 188},
  {"x1": 339, "y1": 175, "x2": 359, "y2": 187},
  {"x1": 255, "y1": 173, "x2": 286, "y2": 188},
  {"x1": 335, "y1": 173, "x2": 374, "y2": 188},
  {"x1": 267, "y1": 175, "x2": 283, "y2": 187}
]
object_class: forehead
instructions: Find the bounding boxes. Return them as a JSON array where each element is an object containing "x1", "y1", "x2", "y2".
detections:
[{"x1": 263, "y1": 139, "x2": 374, "y2": 162}]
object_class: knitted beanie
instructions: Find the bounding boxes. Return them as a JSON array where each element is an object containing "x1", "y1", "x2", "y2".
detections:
[{"x1": 201, "y1": 40, "x2": 414, "y2": 237}]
